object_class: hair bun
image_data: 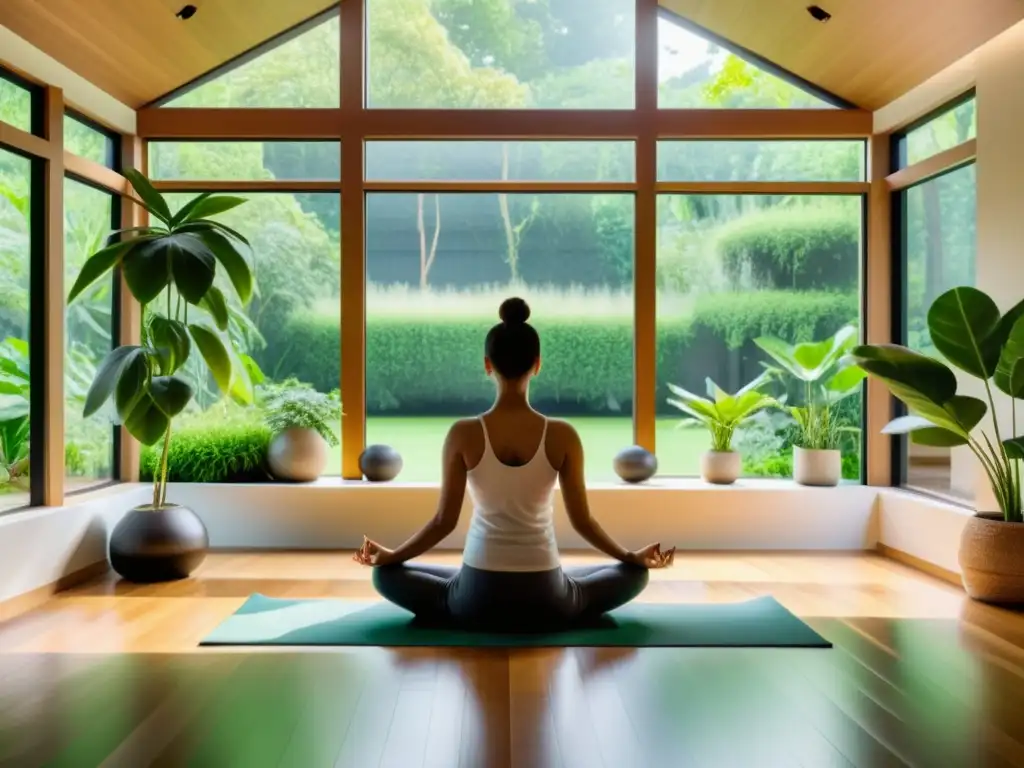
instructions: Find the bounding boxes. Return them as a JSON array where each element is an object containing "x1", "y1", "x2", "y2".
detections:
[{"x1": 499, "y1": 297, "x2": 530, "y2": 325}]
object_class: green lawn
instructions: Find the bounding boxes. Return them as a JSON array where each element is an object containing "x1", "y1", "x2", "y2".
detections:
[{"x1": 329, "y1": 416, "x2": 710, "y2": 481}]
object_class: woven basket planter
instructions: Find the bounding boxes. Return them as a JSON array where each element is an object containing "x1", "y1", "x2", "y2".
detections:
[{"x1": 958, "y1": 513, "x2": 1024, "y2": 604}]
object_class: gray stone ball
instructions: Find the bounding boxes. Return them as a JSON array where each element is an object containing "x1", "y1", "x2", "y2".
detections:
[
  {"x1": 359, "y1": 444, "x2": 403, "y2": 482},
  {"x1": 613, "y1": 445, "x2": 657, "y2": 483}
]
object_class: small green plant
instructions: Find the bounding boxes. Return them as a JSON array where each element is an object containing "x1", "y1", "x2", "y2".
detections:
[
  {"x1": 0, "y1": 337, "x2": 30, "y2": 488},
  {"x1": 755, "y1": 325, "x2": 865, "y2": 450},
  {"x1": 263, "y1": 383, "x2": 341, "y2": 447},
  {"x1": 667, "y1": 372, "x2": 777, "y2": 452},
  {"x1": 67, "y1": 169, "x2": 257, "y2": 509},
  {"x1": 853, "y1": 286, "x2": 1024, "y2": 523},
  {"x1": 140, "y1": 421, "x2": 271, "y2": 483}
]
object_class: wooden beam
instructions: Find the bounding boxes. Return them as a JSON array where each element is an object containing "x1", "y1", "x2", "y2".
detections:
[
  {"x1": 151, "y1": 180, "x2": 341, "y2": 193},
  {"x1": 362, "y1": 180, "x2": 637, "y2": 193},
  {"x1": 137, "y1": 108, "x2": 343, "y2": 139},
  {"x1": 63, "y1": 151, "x2": 127, "y2": 194},
  {"x1": 655, "y1": 181, "x2": 870, "y2": 195},
  {"x1": 865, "y1": 134, "x2": 893, "y2": 487},
  {"x1": 633, "y1": 0, "x2": 658, "y2": 454},
  {"x1": 885, "y1": 139, "x2": 976, "y2": 191},
  {"x1": 339, "y1": 0, "x2": 365, "y2": 480},
  {"x1": 0, "y1": 121, "x2": 53, "y2": 160},
  {"x1": 118, "y1": 136, "x2": 145, "y2": 484},
  {"x1": 42, "y1": 87, "x2": 65, "y2": 506},
  {"x1": 655, "y1": 109, "x2": 874, "y2": 138}
]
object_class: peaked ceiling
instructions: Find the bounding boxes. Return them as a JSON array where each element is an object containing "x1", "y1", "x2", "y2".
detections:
[
  {"x1": 1, "y1": 0, "x2": 1022, "y2": 112},
  {"x1": 662, "y1": 0, "x2": 1024, "y2": 110},
  {"x1": 0, "y1": 0, "x2": 337, "y2": 107}
]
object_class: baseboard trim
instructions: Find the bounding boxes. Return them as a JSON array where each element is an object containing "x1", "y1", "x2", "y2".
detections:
[
  {"x1": 0, "y1": 559, "x2": 109, "y2": 623},
  {"x1": 877, "y1": 543, "x2": 962, "y2": 588}
]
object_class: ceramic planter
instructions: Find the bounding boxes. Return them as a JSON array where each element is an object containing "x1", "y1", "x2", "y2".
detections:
[
  {"x1": 700, "y1": 450, "x2": 740, "y2": 485},
  {"x1": 793, "y1": 447, "x2": 841, "y2": 486},
  {"x1": 109, "y1": 504, "x2": 208, "y2": 583},
  {"x1": 268, "y1": 427, "x2": 328, "y2": 482},
  {"x1": 959, "y1": 513, "x2": 1024, "y2": 603}
]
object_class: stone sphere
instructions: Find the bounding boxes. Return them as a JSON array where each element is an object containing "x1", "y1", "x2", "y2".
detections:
[
  {"x1": 360, "y1": 444, "x2": 403, "y2": 482},
  {"x1": 613, "y1": 445, "x2": 658, "y2": 483}
]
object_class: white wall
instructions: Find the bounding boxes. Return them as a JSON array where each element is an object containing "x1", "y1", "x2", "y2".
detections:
[
  {"x1": 0, "y1": 24, "x2": 135, "y2": 133},
  {"x1": 0, "y1": 484, "x2": 146, "y2": 604}
]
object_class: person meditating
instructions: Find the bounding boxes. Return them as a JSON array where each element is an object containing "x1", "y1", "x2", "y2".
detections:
[{"x1": 353, "y1": 297, "x2": 675, "y2": 632}]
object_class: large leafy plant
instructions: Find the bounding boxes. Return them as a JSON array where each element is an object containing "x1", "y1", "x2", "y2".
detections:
[
  {"x1": 67, "y1": 169, "x2": 256, "y2": 509},
  {"x1": 755, "y1": 325, "x2": 865, "y2": 450},
  {"x1": 852, "y1": 287, "x2": 1024, "y2": 523},
  {"x1": 667, "y1": 372, "x2": 777, "y2": 452}
]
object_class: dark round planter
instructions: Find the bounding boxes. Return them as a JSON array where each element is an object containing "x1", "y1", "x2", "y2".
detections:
[{"x1": 109, "y1": 504, "x2": 209, "y2": 583}]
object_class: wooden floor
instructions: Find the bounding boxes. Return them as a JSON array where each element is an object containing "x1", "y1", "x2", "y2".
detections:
[{"x1": 0, "y1": 552, "x2": 1022, "y2": 767}]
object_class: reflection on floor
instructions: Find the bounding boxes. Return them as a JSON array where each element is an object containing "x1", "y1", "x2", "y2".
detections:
[{"x1": 0, "y1": 552, "x2": 1022, "y2": 766}]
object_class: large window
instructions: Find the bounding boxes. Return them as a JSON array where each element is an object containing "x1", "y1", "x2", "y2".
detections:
[
  {"x1": 657, "y1": 14, "x2": 838, "y2": 109},
  {"x1": 367, "y1": 0, "x2": 635, "y2": 109},
  {"x1": 64, "y1": 178, "x2": 117, "y2": 491},
  {"x1": 0, "y1": 148, "x2": 32, "y2": 511},
  {"x1": 900, "y1": 164, "x2": 977, "y2": 499},
  {"x1": 64, "y1": 114, "x2": 116, "y2": 167},
  {"x1": 655, "y1": 194, "x2": 863, "y2": 478},
  {"x1": 902, "y1": 96, "x2": 976, "y2": 167},
  {"x1": 162, "y1": 15, "x2": 340, "y2": 108},
  {"x1": 159, "y1": 192, "x2": 342, "y2": 479},
  {"x1": 366, "y1": 190, "x2": 634, "y2": 481},
  {"x1": 658, "y1": 141, "x2": 865, "y2": 182},
  {"x1": 150, "y1": 142, "x2": 340, "y2": 181}
]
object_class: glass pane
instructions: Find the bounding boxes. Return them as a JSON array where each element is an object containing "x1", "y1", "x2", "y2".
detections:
[
  {"x1": 0, "y1": 75, "x2": 32, "y2": 132},
  {"x1": 158, "y1": 192, "x2": 341, "y2": 480},
  {"x1": 64, "y1": 115, "x2": 115, "y2": 167},
  {"x1": 150, "y1": 142, "x2": 340, "y2": 181},
  {"x1": 656, "y1": 195, "x2": 863, "y2": 479},
  {"x1": 0, "y1": 148, "x2": 32, "y2": 512},
  {"x1": 64, "y1": 178, "x2": 115, "y2": 491},
  {"x1": 905, "y1": 97, "x2": 976, "y2": 167},
  {"x1": 164, "y1": 16, "x2": 339, "y2": 108},
  {"x1": 658, "y1": 16, "x2": 835, "y2": 109},
  {"x1": 658, "y1": 141, "x2": 865, "y2": 182},
  {"x1": 367, "y1": 0, "x2": 635, "y2": 109},
  {"x1": 366, "y1": 192, "x2": 634, "y2": 481},
  {"x1": 902, "y1": 164, "x2": 976, "y2": 500},
  {"x1": 366, "y1": 141, "x2": 634, "y2": 182}
]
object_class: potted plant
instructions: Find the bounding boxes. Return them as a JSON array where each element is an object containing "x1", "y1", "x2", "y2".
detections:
[
  {"x1": 263, "y1": 382, "x2": 341, "y2": 482},
  {"x1": 851, "y1": 286, "x2": 1024, "y2": 603},
  {"x1": 667, "y1": 373, "x2": 777, "y2": 485},
  {"x1": 67, "y1": 169, "x2": 256, "y2": 583},
  {"x1": 755, "y1": 325, "x2": 865, "y2": 486}
]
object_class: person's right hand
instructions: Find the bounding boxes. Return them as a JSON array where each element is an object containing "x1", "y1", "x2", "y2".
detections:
[{"x1": 624, "y1": 543, "x2": 675, "y2": 569}]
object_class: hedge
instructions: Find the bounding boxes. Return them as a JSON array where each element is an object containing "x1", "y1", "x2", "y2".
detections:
[
  {"x1": 140, "y1": 421, "x2": 271, "y2": 483},
  {"x1": 717, "y1": 207, "x2": 859, "y2": 292},
  {"x1": 265, "y1": 290, "x2": 857, "y2": 416}
]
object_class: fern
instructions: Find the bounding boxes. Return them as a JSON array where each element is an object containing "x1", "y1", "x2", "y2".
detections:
[{"x1": 262, "y1": 385, "x2": 342, "y2": 446}]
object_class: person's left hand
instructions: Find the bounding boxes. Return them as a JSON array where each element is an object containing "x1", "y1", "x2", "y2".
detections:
[{"x1": 353, "y1": 536, "x2": 397, "y2": 566}]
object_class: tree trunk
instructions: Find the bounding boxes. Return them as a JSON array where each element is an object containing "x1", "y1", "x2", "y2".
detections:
[
  {"x1": 499, "y1": 143, "x2": 517, "y2": 282},
  {"x1": 417, "y1": 192, "x2": 441, "y2": 289}
]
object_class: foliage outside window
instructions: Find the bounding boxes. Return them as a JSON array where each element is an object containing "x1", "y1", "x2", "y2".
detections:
[
  {"x1": 366, "y1": 191, "x2": 634, "y2": 481},
  {"x1": 901, "y1": 163, "x2": 977, "y2": 500},
  {"x1": 658, "y1": 141, "x2": 865, "y2": 182},
  {"x1": 655, "y1": 194, "x2": 863, "y2": 478},
  {"x1": 0, "y1": 76, "x2": 32, "y2": 133},
  {"x1": 64, "y1": 178, "x2": 116, "y2": 491},
  {"x1": 0, "y1": 148, "x2": 31, "y2": 511},
  {"x1": 904, "y1": 96, "x2": 976, "y2": 167},
  {"x1": 64, "y1": 115, "x2": 115, "y2": 167},
  {"x1": 150, "y1": 142, "x2": 340, "y2": 181}
]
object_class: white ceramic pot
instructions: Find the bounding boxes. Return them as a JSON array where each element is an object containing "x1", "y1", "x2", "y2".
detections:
[
  {"x1": 700, "y1": 450, "x2": 741, "y2": 485},
  {"x1": 959, "y1": 513, "x2": 1024, "y2": 603},
  {"x1": 268, "y1": 427, "x2": 327, "y2": 482},
  {"x1": 793, "y1": 447, "x2": 841, "y2": 486}
]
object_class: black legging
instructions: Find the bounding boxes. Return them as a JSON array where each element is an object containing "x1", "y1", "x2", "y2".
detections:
[{"x1": 372, "y1": 562, "x2": 649, "y2": 632}]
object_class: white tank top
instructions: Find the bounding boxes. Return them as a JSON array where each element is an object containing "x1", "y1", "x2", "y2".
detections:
[{"x1": 462, "y1": 416, "x2": 560, "y2": 572}]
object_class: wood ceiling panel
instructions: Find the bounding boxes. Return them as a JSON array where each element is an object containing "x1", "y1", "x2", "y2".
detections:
[
  {"x1": 661, "y1": 0, "x2": 1024, "y2": 109},
  {"x1": 0, "y1": 0, "x2": 337, "y2": 107}
]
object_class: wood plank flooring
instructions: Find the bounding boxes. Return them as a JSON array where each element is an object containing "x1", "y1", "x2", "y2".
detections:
[{"x1": 0, "y1": 552, "x2": 1021, "y2": 767}]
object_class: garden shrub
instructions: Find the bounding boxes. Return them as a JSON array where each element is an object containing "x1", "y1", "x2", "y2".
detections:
[
  {"x1": 717, "y1": 207, "x2": 859, "y2": 292},
  {"x1": 272, "y1": 290, "x2": 857, "y2": 415},
  {"x1": 140, "y1": 419, "x2": 271, "y2": 483}
]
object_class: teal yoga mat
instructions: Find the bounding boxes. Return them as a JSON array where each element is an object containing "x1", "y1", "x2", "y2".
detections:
[{"x1": 201, "y1": 594, "x2": 831, "y2": 648}]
